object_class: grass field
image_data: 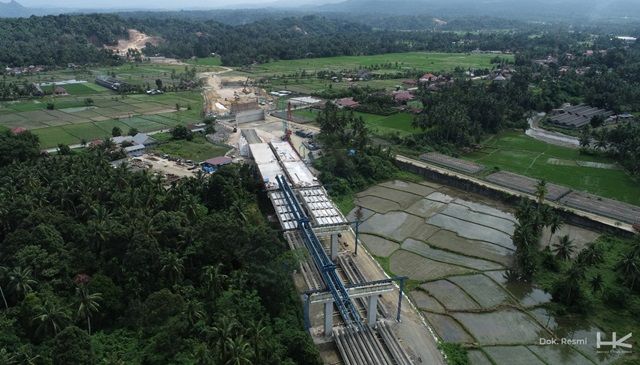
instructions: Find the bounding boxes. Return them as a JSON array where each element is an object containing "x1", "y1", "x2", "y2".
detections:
[
  {"x1": 42, "y1": 83, "x2": 109, "y2": 96},
  {"x1": 295, "y1": 108, "x2": 417, "y2": 135},
  {"x1": 151, "y1": 134, "x2": 229, "y2": 161},
  {"x1": 464, "y1": 131, "x2": 640, "y2": 205},
  {"x1": 239, "y1": 52, "x2": 510, "y2": 76}
]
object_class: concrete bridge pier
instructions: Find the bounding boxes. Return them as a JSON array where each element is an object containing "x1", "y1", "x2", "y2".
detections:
[
  {"x1": 368, "y1": 295, "x2": 379, "y2": 327},
  {"x1": 324, "y1": 302, "x2": 334, "y2": 337},
  {"x1": 330, "y1": 234, "x2": 339, "y2": 260}
]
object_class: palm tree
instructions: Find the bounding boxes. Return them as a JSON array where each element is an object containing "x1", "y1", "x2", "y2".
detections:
[
  {"x1": 76, "y1": 286, "x2": 101, "y2": 335},
  {"x1": 211, "y1": 316, "x2": 238, "y2": 353},
  {"x1": 186, "y1": 299, "x2": 206, "y2": 325},
  {"x1": 202, "y1": 263, "x2": 228, "y2": 294},
  {"x1": 578, "y1": 243, "x2": 604, "y2": 267},
  {"x1": 32, "y1": 300, "x2": 70, "y2": 337},
  {"x1": 616, "y1": 252, "x2": 640, "y2": 290},
  {"x1": 192, "y1": 342, "x2": 215, "y2": 365},
  {"x1": 0, "y1": 348, "x2": 17, "y2": 365},
  {"x1": 8, "y1": 267, "x2": 37, "y2": 300},
  {"x1": 547, "y1": 214, "x2": 563, "y2": 247},
  {"x1": 553, "y1": 235, "x2": 576, "y2": 261},
  {"x1": 224, "y1": 335, "x2": 254, "y2": 365},
  {"x1": 590, "y1": 274, "x2": 604, "y2": 294},
  {"x1": 0, "y1": 266, "x2": 9, "y2": 310},
  {"x1": 595, "y1": 129, "x2": 608, "y2": 151},
  {"x1": 247, "y1": 319, "x2": 268, "y2": 362},
  {"x1": 535, "y1": 179, "x2": 548, "y2": 204},
  {"x1": 160, "y1": 252, "x2": 184, "y2": 285}
]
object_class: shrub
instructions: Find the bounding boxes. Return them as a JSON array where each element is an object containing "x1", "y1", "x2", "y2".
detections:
[{"x1": 438, "y1": 342, "x2": 468, "y2": 365}]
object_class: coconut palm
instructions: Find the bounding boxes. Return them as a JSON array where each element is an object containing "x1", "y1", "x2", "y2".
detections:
[
  {"x1": 595, "y1": 130, "x2": 608, "y2": 151},
  {"x1": 192, "y1": 342, "x2": 215, "y2": 365},
  {"x1": 202, "y1": 263, "x2": 228, "y2": 294},
  {"x1": 211, "y1": 316, "x2": 238, "y2": 352},
  {"x1": 160, "y1": 252, "x2": 184, "y2": 285},
  {"x1": 0, "y1": 266, "x2": 9, "y2": 310},
  {"x1": 32, "y1": 300, "x2": 70, "y2": 337},
  {"x1": 590, "y1": 274, "x2": 604, "y2": 294},
  {"x1": 186, "y1": 299, "x2": 206, "y2": 325},
  {"x1": 76, "y1": 286, "x2": 101, "y2": 335},
  {"x1": 535, "y1": 179, "x2": 548, "y2": 204},
  {"x1": 224, "y1": 335, "x2": 254, "y2": 365},
  {"x1": 553, "y1": 235, "x2": 576, "y2": 261},
  {"x1": 547, "y1": 214, "x2": 563, "y2": 247},
  {"x1": 616, "y1": 252, "x2": 640, "y2": 290},
  {"x1": 8, "y1": 267, "x2": 37, "y2": 300},
  {"x1": 247, "y1": 319, "x2": 268, "y2": 361},
  {"x1": 578, "y1": 243, "x2": 604, "y2": 267},
  {"x1": 0, "y1": 348, "x2": 17, "y2": 365}
]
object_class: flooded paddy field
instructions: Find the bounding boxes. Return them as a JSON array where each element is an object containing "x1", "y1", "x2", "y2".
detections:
[{"x1": 349, "y1": 180, "x2": 624, "y2": 365}]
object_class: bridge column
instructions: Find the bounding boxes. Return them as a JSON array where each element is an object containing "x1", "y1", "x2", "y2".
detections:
[
  {"x1": 330, "y1": 234, "x2": 339, "y2": 261},
  {"x1": 368, "y1": 295, "x2": 378, "y2": 327},
  {"x1": 303, "y1": 294, "x2": 311, "y2": 331},
  {"x1": 324, "y1": 302, "x2": 334, "y2": 337}
]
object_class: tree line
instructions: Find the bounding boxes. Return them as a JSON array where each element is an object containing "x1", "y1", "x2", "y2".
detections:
[{"x1": 1, "y1": 12, "x2": 628, "y2": 68}]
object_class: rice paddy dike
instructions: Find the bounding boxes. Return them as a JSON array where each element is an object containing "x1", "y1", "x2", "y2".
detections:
[{"x1": 347, "y1": 179, "x2": 628, "y2": 365}]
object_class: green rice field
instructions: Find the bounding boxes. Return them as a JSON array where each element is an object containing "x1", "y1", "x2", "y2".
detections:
[
  {"x1": 239, "y1": 52, "x2": 510, "y2": 76},
  {"x1": 464, "y1": 131, "x2": 640, "y2": 205}
]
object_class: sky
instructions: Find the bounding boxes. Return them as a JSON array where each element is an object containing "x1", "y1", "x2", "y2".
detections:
[{"x1": 16, "y1": 0, "x2": 338, "y2": 9}]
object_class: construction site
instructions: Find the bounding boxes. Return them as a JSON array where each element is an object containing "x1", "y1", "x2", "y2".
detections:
[
  {"x1": 248, "y1": 140, "x2": 444, "y2": 365},
  {"x1": 200, "y1": 69, "x2": 272, "y2": 120}
]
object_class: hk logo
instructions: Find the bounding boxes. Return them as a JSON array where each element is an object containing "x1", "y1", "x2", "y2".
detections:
[{"x1": 597, "y1": 332, "x2": 632, "y2": 350}]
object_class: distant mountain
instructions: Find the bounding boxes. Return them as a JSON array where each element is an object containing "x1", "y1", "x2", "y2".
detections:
[
  {"x1": 0, "y1": 0, "x2": 64, "y2": 17},
  {"x1": 0, "y1": 0, "x2": 31, "y2": 17},
  {"x1": 317, "y1": 0, "x2": 640, "y2": 22}
]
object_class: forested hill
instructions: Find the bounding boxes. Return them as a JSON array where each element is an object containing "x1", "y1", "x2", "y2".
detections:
[
  {"x1": 0, "y1": 130, "x2": 322, "y2": 364},
  {"x1": 0, "y1": 14, "x2": 379, "y2": 67},
  {"x1": 0, "y1": 14, "x2": 129, "y2": 66},
  {"x1": 0, "y1": 12, "x2": 533, "y2": 67},
  {"x1": 1, "y1": 12, "x2": 637, "y2": 68}
]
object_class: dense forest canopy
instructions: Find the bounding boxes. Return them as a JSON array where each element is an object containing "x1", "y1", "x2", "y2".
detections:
[{"x1": 0, "y1": 133, "x2": 320, "y2": 364}]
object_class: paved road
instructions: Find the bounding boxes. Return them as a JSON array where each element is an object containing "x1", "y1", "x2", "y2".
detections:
[{"x1": 525, "y1": 113, "x2": 580, "y2": 148}]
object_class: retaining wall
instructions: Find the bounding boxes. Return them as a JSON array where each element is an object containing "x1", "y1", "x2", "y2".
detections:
[{"x1": 395, "y1": 157, "x2": 634, "y2": 237}]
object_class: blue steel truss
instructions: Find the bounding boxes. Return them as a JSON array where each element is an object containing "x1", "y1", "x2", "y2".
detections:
[{"x1": 276, "y1": 175, "x2": 363, "y2": 329}]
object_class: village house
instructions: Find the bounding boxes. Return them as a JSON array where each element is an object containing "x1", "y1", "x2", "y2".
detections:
[
  {"x1": 335, "y1": 97, "x2": 360, "y2": 109},
  {"x1": 419, "y1": 73, "x2": 438, "y2": 83},
  {"x1": 393, "y1": 91, "x2": 415, "y2": 104},
  {"x1": 53, "y1": 86, "x2": 68, "y2": 96}
]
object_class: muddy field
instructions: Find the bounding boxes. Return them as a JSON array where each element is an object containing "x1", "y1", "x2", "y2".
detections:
[{"x1": 350, "y1": 180, "x2": 617, "y2": 365}]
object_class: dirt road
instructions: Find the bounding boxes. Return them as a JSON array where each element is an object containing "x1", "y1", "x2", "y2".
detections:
[
  {"x1": 525, "y1": 113, "x2": 580, "y2": 148},
  {"x1": 198, "y1": 67, "x2": 235, "y2": 115}
]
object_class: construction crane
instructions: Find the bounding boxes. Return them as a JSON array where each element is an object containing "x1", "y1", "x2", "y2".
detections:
[{"x1": 282, "y1": 102, "x2": 293, "y2": 141}]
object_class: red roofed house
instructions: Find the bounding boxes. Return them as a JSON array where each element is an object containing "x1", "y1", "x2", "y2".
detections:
[
  {"x1": 335, "y1": 97, "x2": 360, "y2": 109},
  {"x1": 393, "y1": 91, "x2": 415, "y2": 104},
  {"x1": 419, "y1": 73, "x2": 438, "y2": 83},
  {"x1": 89, "y1": 139, "x2": 104, "y2": 147},
  {"x1": 11, "y1": 127, "x2": 27, "y2": 135},
  {"x1": 203, "y1": 156, "x2": 232, "y2": 167}
]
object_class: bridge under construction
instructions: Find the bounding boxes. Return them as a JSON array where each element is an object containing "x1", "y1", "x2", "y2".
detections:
[{"x1": 249, "y1": 141, "x2": 444, "y2": 365}]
